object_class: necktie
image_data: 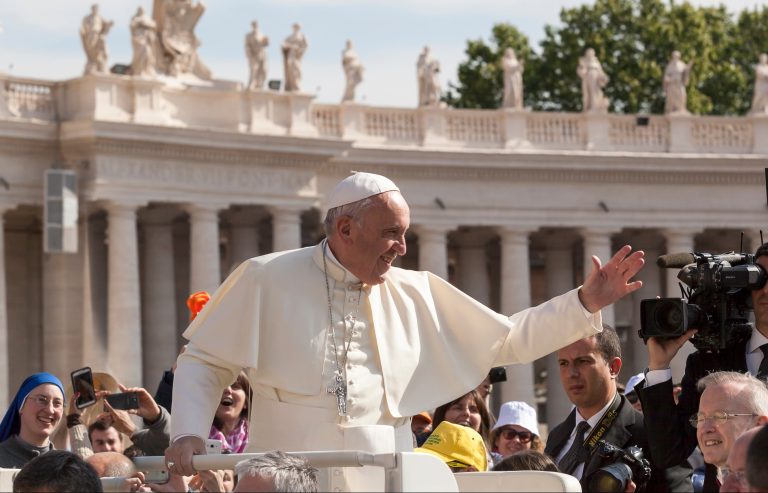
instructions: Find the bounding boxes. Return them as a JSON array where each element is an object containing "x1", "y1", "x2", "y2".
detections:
[
  {"x1": 558, "y1": 421, "x2": 591, "y2": 475},
  {"x1": 757, "y1": 344, "x2": 768, "y2": 380}
]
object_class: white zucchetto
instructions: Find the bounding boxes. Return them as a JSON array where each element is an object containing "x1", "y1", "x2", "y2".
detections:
[{"x1": 325, "y1": 172, "x2": 400, "y2": 210}]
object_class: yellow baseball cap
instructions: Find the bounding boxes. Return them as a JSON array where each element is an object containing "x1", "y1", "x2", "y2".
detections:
[{"x1": 414, "y1": 421, "x2": 488, "y2": 471}]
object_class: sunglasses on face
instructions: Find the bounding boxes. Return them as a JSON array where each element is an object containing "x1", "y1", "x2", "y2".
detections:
[
  {"x1": 626, "y1": 392, "x2": 639, "y2": 404},
  {"x1": 499, "y1": 428, "x2": 533, "y2": 443}
]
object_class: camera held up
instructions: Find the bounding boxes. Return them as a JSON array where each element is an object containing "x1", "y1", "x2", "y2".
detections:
[
  {"x1": 585, "y1": 441, "x2": 652, "y2": 493},
  {"x1": 639, "y1": 252, "x2": 767, "y2": 352}
]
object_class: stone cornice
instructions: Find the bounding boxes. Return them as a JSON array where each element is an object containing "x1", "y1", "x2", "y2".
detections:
[
  {"x1": 323, "y1": 156, "x2": 763, "y2": 186},
  {"x1": 59, "y1": 120, "x2": 351, "y2": 162}
]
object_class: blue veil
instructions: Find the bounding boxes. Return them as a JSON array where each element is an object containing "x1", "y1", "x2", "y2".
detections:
[{"x1": 0, "y1": 372, "x2": 64, "y2": 442}]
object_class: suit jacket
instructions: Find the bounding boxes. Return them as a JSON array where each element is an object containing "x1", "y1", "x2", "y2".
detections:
[
  {"x1": 638, "y1": 338, "x2": 748, "y2": 492},
  {"x1": 545, "y1": 394, "x2": 692, "y2": 492}
]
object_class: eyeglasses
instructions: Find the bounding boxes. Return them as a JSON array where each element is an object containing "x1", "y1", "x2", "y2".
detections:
[
  {"x1": 626, "y1": 393, "x2": 639, "y2": 404},
  {"x1": 27, "y1": 394, "x2": 64, "y2": 410},
  {"x1": 721, "y1": 468, "x2": 748, "y2": 485},
  {"x1": 499, "y1": 428, "x2": 533, "y2": 443},
  {"x1": 688, "y1": 411, "x2": 757, "y2": 428}
]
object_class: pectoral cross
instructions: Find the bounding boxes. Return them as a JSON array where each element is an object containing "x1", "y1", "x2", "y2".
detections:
[{"x1": 326, "y1": 372, "x2": 347, "y2": 416}]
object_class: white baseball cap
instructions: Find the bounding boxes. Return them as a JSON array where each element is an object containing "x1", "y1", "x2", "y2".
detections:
[
  {"x1": 492, "y1": 401, "x2": 540, "y2": 436},
  {"x1": 325, "y1": 172, "x2": 400, "y2": 210}
]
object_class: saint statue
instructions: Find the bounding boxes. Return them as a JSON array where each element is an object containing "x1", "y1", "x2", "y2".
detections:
[
  {"x1": 501, "y1": 48, "x2": 524, "y2": 109},
  {"x1": 129, "y1": 7, "x2": 158, "y2": 78},
  {"x1": 577, "y1": 48, "x2": 609, "y2": 113},
  {"x1": 341, "y1": 40, "x2": 363, "y2": 102},
  {"x1": 245, "y1": 21, "x2": 269, "y2": 90},
  {"x1": 417, "y1": 46, "x2": 441, "y2": 107},
  {"x1": 152, "y1": 0, "x2": 211, "y2": 79},
  {"x1": 751, "y1": 54, "x2": 768, "y2": 115},
  {"x1": 282, "y1": 23, "x2": 308, "y2": 92},
  {"x1": 80, "y1": 4, "x2": 113, "y2": 75},
  {"x1": 664, "y1": 51, "x2": 693, "y2": 114}
]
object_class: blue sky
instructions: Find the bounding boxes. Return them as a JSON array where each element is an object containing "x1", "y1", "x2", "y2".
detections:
[{"x1": 0, "y1": 0, "x2": 761, "y2": 107}]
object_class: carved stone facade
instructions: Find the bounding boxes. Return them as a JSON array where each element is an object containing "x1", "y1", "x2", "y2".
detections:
[{"x1": 0, "y1": 72, "x2": 765, "y2": 431}]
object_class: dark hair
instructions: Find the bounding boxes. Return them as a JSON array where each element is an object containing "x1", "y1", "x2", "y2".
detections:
[
  {"x1": 87, "y1": 420, "x2": 115, "y2": 443},
  {"x1": 432, "y1": 390, "x2": 492, "y2": 445},
  {"x1": 492, "y1": 450, "x2": 560, "y2": 472},
  {"x1": 13, "y1": 450, "x2": 103, "y2": 493},
  {"x1": 594, "y1": 324, "x2": 622, "y2": 362},
  {"x1": 756, "y1": 242, "x2": 768, "y2": 260},
  {"x1": 746, "y1": 425, "x2": 768, "y2": 489},
  {"x1": 212, "y1": 371, "x2": 252, "y2": 431}
]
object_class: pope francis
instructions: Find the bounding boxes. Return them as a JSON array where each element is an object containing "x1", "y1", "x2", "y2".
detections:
[{"x1": 165, "y1": 172, "x2": 645, "y2": 486}]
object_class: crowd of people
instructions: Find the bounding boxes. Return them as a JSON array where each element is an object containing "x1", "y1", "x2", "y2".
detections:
[{"x1": 1, "y1": 172, "x2": 768, "y2": 492}]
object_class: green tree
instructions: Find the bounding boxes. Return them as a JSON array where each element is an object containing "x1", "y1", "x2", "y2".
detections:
[
  {"x1": 447, "y1": 0, "x2": 768, "y2": 115},
  {"x1": 443, "y1": 24, "x2": 533, "y2": 109}
]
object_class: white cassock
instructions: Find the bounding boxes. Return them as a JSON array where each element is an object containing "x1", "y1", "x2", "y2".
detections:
[{"x1": 171, "y1": 240, "x2": 600, "y2": 489}]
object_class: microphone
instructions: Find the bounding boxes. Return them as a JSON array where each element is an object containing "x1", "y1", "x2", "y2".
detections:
[
  {"x1": 657, "y1": 252, "x2": 749, "y2": 268},
  {"x1": 657, "y1": 253, "x2": 695, "y2": 268}
]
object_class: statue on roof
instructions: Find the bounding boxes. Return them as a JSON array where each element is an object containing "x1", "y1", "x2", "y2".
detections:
[{"x1": 152, "y1": 0, "x2": 211, "y2": 79}]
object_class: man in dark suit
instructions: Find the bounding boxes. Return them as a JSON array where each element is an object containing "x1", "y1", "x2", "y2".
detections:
[
  {"x1": 545, "y1": 325, "x2": 692, "y2": 491},
  {"x1": 638, "y1": 243, "x2": 768, "y2": 492}
]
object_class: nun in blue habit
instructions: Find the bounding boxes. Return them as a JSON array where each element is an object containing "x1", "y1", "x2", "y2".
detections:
[{"x1": 0, "y1": 372, "x2": 64, "y2": 468}]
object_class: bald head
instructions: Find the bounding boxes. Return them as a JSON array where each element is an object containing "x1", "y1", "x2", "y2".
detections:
[
  {"x1": 747, "y1": 425, "x2": 768, "y2": 492},
  {"x1": 722, "y1": 426, "x2": 762, "y2": 492},
  {"x1": 86, "y1": 452, "x2": 136, "y2": 478}
]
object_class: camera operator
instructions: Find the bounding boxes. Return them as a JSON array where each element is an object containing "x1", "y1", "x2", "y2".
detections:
[
  {"x1": 545, "y1": 325, "x2": 692, "y2": 492},
  {"x1": 638, "y1": 243, "x2": 768, "y2": 492}
]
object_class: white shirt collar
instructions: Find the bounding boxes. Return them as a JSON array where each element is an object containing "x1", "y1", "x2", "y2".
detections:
[
  {"x1": 574, "y1": 391, "x2": 618, "y2": 432},
  {"x1": 748, "y1": 327, "x2": 768, "y2": 354}
]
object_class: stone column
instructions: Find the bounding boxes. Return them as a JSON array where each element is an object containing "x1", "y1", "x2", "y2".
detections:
[
  {"x1": 0, "y1": 206, "x2": 10, "y2": 410},
  {"x1": 580, "y1": 227, "x2": 619, "y2": 327},
  {"x1": 497, "y1": 226, "x2": 536, "y2": 405},
  {"x1": 105, "y1": 201, "x2": 143, "y2": 387},
  {"x1": 228, "y1": 208, "x2": 265, "y2": 270},
  {"x1": 662, "y1": 228, "x2": 700, "y2": 382},
  {"x1": 186, "y1": 204, "x2": 223, "y2": 295},
  {"x1": 140, "y1": 208, "x2": 179, "y2": 390},
  {"x1": 42, "y1": 210, "x2": 86, "y2": 386},
  {"x1": 269, "y1": 205, "x2": 303, "y2": 253},
  {"x1": 630, "y1": 238, "x2": 662, "y2": 376},
  {"x1": 544, "y1": 242, "x2": 577, "y2": 428},
  {"x1": 456, "y1": 229, "x2": 493, "y2": 306},
  {"x1": 414, "y1": 225, "x2": 452, "y2": 280}
]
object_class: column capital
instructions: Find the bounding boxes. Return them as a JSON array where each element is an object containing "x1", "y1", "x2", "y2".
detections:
[
  {"x1": 184, "y1": 202, "x2": 227, "y2": 216},
  {"x1": 268, "y1": 204, "x2": 306, "y2": 218},
  {"x1": 101, "y1": 199, "x2": 146, "y2": 215},
  {"x1": 497, "y1": 226, "x2": 537, "y2": 245},
  {"x1": 660, "y1": 227, "x2": 702, "y2": 241},
  {"x1": 579, "y1": 226, "x2": 622, "y2": 238},
  {"x1": 0, "y1": 202, "x2": 17, "y2": 216},
  {"x1": 412, "y1": 223, "x2": 455, "y2": 237}
]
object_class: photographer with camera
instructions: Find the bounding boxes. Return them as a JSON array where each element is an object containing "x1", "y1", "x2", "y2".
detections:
[
  {"x1": 545, "y1": 325, "x2": 692, "y2": 492},
  {"x1": 637, "y1": 244, "x2": 768, "y2": 492}
]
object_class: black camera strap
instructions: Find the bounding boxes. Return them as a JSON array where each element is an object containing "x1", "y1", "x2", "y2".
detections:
[{"x1": 583, "y1": 392, "x2": 621, "y2": 453}]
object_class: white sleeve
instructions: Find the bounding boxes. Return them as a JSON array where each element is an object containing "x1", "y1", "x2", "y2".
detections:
[
  {"x1": 169, "y1": 343, "x2": 242, "y2": 442},
  {"x1": 644, "y1": 368, "x2": 673, "y2": 387}
]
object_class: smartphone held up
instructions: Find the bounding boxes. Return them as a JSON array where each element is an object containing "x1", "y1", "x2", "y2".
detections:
[
  {"x1": 105, "y1": 392, "x2": 140, "y2": 411},
  {"x1": 70, "y1": 367, "x2": 96, "y2": 410}
]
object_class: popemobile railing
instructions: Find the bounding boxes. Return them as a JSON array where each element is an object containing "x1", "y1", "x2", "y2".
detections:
[{"x1": 0, "y1": 450, "x2": 583, "y2": 492}]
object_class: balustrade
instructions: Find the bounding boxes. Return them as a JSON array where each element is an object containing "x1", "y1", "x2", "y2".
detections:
[{"x1": 1, "y1": 73, "x2": 768, "y2": 155}]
